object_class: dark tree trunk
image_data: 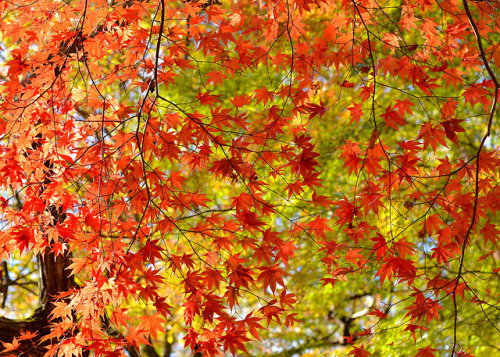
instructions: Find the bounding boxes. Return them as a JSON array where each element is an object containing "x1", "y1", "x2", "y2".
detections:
[
  {"x1": 37, "y1": 252, "x2": 75, "y2": 310},
  {"x1": 0, "y1": 251, "x2": 74, "y2": 356}
]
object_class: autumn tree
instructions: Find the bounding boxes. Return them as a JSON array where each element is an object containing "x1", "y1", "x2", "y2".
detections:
[{"x1": 0, "y1": 0, "x2": 499, "y2": 356}]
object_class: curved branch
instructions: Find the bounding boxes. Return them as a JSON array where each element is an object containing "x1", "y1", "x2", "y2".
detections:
[{"x1": 452, "y1": 1, "x2": 500, "y2": 356}]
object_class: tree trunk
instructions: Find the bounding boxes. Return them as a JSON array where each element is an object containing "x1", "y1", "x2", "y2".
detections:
[{"x1": 0, "y1": 252, "x2": 74, "y2": 356}]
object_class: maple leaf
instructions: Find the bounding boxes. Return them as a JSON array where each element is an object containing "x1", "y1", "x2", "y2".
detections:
[
  {"x1": 17, "y1": 330, "x2": 39, "y2": 341},
  {"x1": 344, "y1": 333, "x2": 356, "y2": 344},
  {"x1": 394, "y1": 99, "x2": 414, "y2": 116},
  {"x1": 257, "y1": 265, "x2": 286, "y2": 293},
  {"x1": 368, "y1": 308, "x2": 388, "y2": 319},
  {"x1": 274, "y1": 241, "x2": 297, "y2": 266},
  {"x1": 241, "y1": 312, "x2": 265, "y2": 341},
  {"x1": 307, "y1": 215, "x2": 333, "y2": 239},
  {"x1": 205, "y1": 70, "x2": 227, "y2": 87},
  {"x1": 311, "y1": 192, "x2": 335, "y2": 208},
  {"x1": 66, "y1": 257, "x2": 87, "y2": 276},
  {"x1": 202, "y1": 268, "x2": 222, "y2": 290},
  {"x1": 13, "y1": 228, "x2": 34, "y2": 253},
  {"x1": 441, "y1": 118, "x2": 465, "y2": 145},
  {"x1": 196, "y1": 92, "x2": 222, "y2": 106},
  {"x1": 356, "y1": 329, "x2": 373, "y2": 337},
  {"x1": 259, "y1": 301, "x2": 283, "y2": 325},
  {"x1": 254, "y1": 85, "x2": 273, "y2": 105},
  {"x1": 339, "y1": 140, "x2": 362, "y2": 176},
  {"x1": 415, "y1": 346, "x2": 437, "y2": 357},
  {"x1": 284, "y1": 313, "x2": 301, "y2": 327},
  {"x1": 431, "y1": 243, "x2": 459, "y2": 264},
  {"x1": 230, "y1": 93, "x2": 252, "y2": 108},
  {"x1": 380, "y1": 105, "x2": 406, "y2": 131},
  {"x1": 393, "y1": 239, "x2": 416, "y2": 259},
  {"x1": 348, "y1": 344, "x2": 372, "y2": 357},
  {"x1": 84, "y1": 213, "x2": 101, "y2": 233},
  {"x1": 126, "y1": 327, "x2": 152, "y2": 348},
  {"x1": 138, "y1": 313, "x2": 165, "y2": 340},
  {"x1": 345, "y1": 249, "x2": 366, "y2": 267},
  {"x1": 420, "y1": 214, "x2": 442, "y2": 237},
  {"x1": 480, "y1": 221, "x2": 499, "y2": 247},
  {"x1": 6, "y1": 47, "x2": 30, "y2": 77},
  {"x1": 1, "y1": 337, "x2": 20, "y2": 352},
  {"x1": 404, "y1": 324, "x2": 429, "y2": 343},
  {"x1": 221, "y1": 330, "x2": 250, "y2": 356},
  {"x1": 143, "y1": 267, "x2": 165, "y2": 287},
  {"x1": 463, "y1": 83, "x2": 491, "y2": 111},
  {"x1": 339, "y1": 80, "x2": 355, "y2": 88},
  {"x1": 418, "y1": 122, "x2": 448, "y2": 151},
  {"x1": 49, "y1": 301, "x2": 73, "y2": 321},
  {"x1": 57, "y1": 339, "x2": 82, "y2": 357},
  {"x1": 279, "y1": 291, "x2": 297, "y2": 308},
  {"x1": 301, "y1": 100, "x2": 329, "y2": 119},
  {"x1": 405, "y1": 293, "x2": 443, "y2": 323},
  {"x1": 348, "y1": 102, "x2": 363, "y2": 124}
]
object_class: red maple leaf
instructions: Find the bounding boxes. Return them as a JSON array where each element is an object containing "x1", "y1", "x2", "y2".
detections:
[
  {"x1": 380, "y1": 105, "x2": 406, "y2": 131},
  {"x1": 348, "y1": 344, "x2": 371, "y2": 357},
  {"x1": 415, "y1": 346, "x2": 437, "y2": 357}
]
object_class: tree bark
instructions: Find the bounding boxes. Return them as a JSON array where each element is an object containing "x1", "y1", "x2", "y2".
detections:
[{"x1": 0, "y1": 252, "x2": 74, "y2": 356}]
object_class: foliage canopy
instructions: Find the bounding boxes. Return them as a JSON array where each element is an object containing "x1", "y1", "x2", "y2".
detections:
[{"x1": 0, "y1": 0, "x2": 499, "y2": 356}]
